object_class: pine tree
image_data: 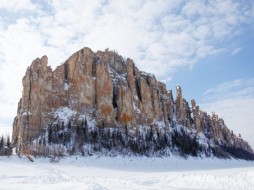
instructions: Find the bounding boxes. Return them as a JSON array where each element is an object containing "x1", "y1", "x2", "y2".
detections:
[
  {"x1": 48, "y1": 125, "x2": 52, "y2": 144},
  {"x1": 0, "y1": 136, "x2": 4, "y2": 149},
  {"x1": 84, "y1": 118, "x2": 88, "y2": 128},
  {"x1": 6, "y1": 135, "x2": 11, "y2": 148}
]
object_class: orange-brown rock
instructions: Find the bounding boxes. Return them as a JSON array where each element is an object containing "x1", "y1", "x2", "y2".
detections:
[
  {"x1": 175, "y1": 86, "x2": 191, "y2": 128},
  {"x1": 117, "y1": 85, "x2": 133, "y2": 124},
  {"x1": 95, "y1": 57, "x2": 115, "y2": 126},
  {"x1": 12, "y1": 48, "x2": 174, "y2": 145},
  {"x1": 191, "y1": 99, "x2": 202, "y2": 132}
]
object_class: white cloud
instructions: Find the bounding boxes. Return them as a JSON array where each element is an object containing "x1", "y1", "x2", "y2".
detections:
[
  {"x1": 0, "y1": 0, "x2": 254, "y2": 137},
  {"x1": 231, "y1": 47, "x2": 242, "y2": 55},
  {"x1": 0, "y1": 0, "x2": 37, "y2": 11},
  {"x1": 203, "y1": 79, "x2": 243, "y2": 95},
  {"x1": 201, "y1": 78, "x2": 254, "y2": 148},
  {"x1": 203, "y1": 78, "x2": 254, "y2": 101}
]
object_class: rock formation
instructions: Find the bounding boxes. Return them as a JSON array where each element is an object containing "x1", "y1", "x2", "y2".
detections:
[{"x1": 12, "y1": 47, "x2": 254, "y2": 159}]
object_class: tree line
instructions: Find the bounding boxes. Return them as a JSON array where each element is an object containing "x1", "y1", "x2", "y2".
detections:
[
  {"x1": 12, "y1": 119, "x2": 254, "y2": 160},
  {"x1": 0, "y1": 135, "x2": 12, "y2": 156}
]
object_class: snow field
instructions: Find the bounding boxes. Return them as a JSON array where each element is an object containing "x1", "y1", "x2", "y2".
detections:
[{"x1": 0, "y1": 155, "x2": 254, "y2": 190}]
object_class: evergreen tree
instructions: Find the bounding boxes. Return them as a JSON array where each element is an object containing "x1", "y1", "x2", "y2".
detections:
[
  {"x1": 48, "y1": 125, "x2": 52, "y2": 144},
  {"x1": 0, "y1": 136, "x2": 4, "y2": 149},
  {"x1": 6, "y1": 135, "x2": 11, "y2": 148}
]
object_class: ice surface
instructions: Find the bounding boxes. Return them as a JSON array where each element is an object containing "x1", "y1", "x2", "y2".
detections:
[{"x1": 0, "y1": 156, "x2": 254, "y2": 190}]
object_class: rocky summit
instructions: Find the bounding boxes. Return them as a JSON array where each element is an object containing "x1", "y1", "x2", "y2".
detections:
[{"x1": 12, "y1": 47, "x2": 254, "y2": 159}]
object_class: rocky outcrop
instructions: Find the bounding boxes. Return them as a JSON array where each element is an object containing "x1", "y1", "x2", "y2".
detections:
[
  {"x1": 12, "y1": 47, "x2": 253, "y2": 159},
  {"x1": 13, "y1": 48, "x2": 168, "y2": 142},
  {"x1": 175, "y1": 86, "x2": 192, "y2": 129}
]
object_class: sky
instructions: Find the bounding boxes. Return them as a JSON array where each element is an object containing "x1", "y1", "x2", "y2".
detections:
[{"x1": 0, "y1": 0, "x2": 253, "y2": 147}]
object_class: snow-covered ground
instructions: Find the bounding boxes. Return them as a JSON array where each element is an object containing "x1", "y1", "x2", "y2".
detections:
[{"x1": 0, "y1": 155, "x2": 254, "y2": 190}]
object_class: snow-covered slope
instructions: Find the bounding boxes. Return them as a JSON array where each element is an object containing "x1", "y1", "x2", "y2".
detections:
[{"x1": 0, "y1": 156, "x2": 254, "y2": 190}]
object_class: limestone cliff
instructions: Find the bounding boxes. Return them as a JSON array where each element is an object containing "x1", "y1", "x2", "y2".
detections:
[{"x1": 12, "y1": 47, "x2": 253, "y2": 159}]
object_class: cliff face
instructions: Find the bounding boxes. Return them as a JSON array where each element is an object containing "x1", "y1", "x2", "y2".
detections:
[
  {"x1": 13, "y1": 48, "x2": 171, "y2": 141},
  {"x1": 12, "y1": 47, "x2": 253, "y2": 158}
]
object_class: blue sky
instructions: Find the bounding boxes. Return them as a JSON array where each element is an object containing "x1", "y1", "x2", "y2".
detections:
[
  {"x1": 170, "y1": 33, "x2": 254, "y2": 102},
  {"x1": 0, "y1": 0, "x2": 254, "y2": 147}
]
